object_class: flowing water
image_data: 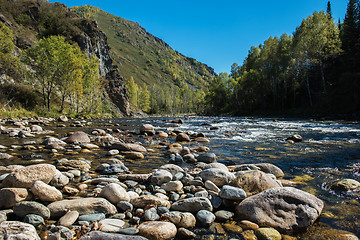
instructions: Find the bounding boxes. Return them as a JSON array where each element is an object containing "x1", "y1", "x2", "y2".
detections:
[{"x1": 1, "y1": 116, "x2": 360, "y2": 239}]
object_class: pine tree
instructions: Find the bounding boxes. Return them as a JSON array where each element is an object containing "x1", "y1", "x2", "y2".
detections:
[
  {"x1": 327, "y1": 1, "x2": 333, "y2": 19},
  {"x1": 341, "y1": 0, "x2": 359, "y2": 56}
]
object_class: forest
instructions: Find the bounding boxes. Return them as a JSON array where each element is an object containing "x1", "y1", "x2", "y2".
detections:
[{"x1": 205, "y1": 1, "x2": 360, "y2": 117}]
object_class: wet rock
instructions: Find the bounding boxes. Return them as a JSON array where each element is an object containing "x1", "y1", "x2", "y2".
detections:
[
  {"x1": 131, "y1": 195, "x2": 171, "y2": 209},
  {"x1": 23, "y1": 214, "x2": 44, "y2": 227},
  {"x1": 112, "y1": 142, "x2": 147, "y2": 153},
  {"x1": 107, "y1": 149, "x2": 120, "y2": 156},
  {"x1": 43, "y1": 137, "x2": 67, "y2": 147},
  {"x1": 0, "y1": 221, "x2": 40, "y2": 240},
  {"x1": 140, "y1": 124, "x2": 155, "y2": 136},
  {"x1": 118, "y1": 173, "x2": 151, "y2": 182},
  {"x1": 79, "y1": 231, "x2": 148, "y2": 240},
  {"x1": 0, "y1": 188, "x2": 30, "y2": 209},
  {"x1": 204, "y1": 180, "x2": 220, "y2": 193},
  {"x1": 151, "y1": 169, "x2": 172, "y2": 185},
  {"x1": 13, "y1": 201, "x2": 50, "y2": 219},
  {"x1": 125, "y1": 151, "x2": 144, "y2": 160},
  {"x1": 231, "y1": 170, "x2": 281, "y2": 196},
  {"x1": 255, "y1": 227, "x2": 282, "y2": 240},
  {"x1": 219, "y1": 185, "x2": 246, "y2": 201},
  {"x1": 177, "y1": 227, "x2": 197, "y2": 239},
  {"x1": 65, "y1": 131, "x2": 90, "y2": 144},
  {"x1": 176, "y1": 133, "x2": 190, "y2": 142},
  {"x1": 58, "y1": 210, "x2": 79, "y2": 227},
  {"x1": 194, "y1": 190, "x2": 208, "y2": 198},
  {"x1": 171, "y1": 197, "x2": 213, "y2": 213},
  {"x1": 103, "y1": 164, "x2": 129, "y2": 174},
  {"x1": 144, "y1": 207, "x2": 159, "y2": 221},
  {"x1": 48, "y1": 198, "x2": 117, "y2": 219},
  {"x1": 211, "y1": 195, "x2": 223, "y2": 209},
  {"x1": 194, "y1": 137, "x2": 210, "y2": 143},
  {"x1": 158, "y1": 131, "x2": 169, "y2": 138},
  {"x1": 51, "y1": 173, "x2": 70, "y2": 188},
  {"x1": 239, "y1": 220, "x2": 259, "y2": 230},
  {"x1": 331, "y1": 179, "x2": 360, "y2": 191},
  {"x1": 172, "y1": 119, "x2": 184, "y2": 124},
  {"x1": 56, "y1": 160, "x2": 91, "y2": 172},
  {"x1": 214, "y1": 210, "x2": 234, "y2": 221},
  {"x1": 2, "y1": 163, "x2": 57, "y2": 188},
  {"x1": 200, "y1": 168, "x2": 235, "y2": 187},
  {"x1": 31, "y1": 180, "x2": 63, "y2": 202},
  {"x1": 138, "y1": 221, "x2": 177, "y2": 240},
  {"x1": 58, "y1": 116, "x2": 69, "y2": 122},
  {"x1": 196, "y1": 210, "x2": 215, "y2": 226},
  {"x1": 236, "y1": 187, "x2": 324, "y2": 232},
  {"x1": 99, "y1": 183, "x2": 130, "y2": 204},
  {"x1": 286, "y1": 134, "x2": 303, "y2": 142},
  {"x1": 99, "y1": 218, "x2": 129, "y2": 232},
  {"x1": 31, "y1": 125, "x2": 43, "y2": 132},
  {"x1": 203, "y1": 162, "x2": 228, "y2": 172},
  {"x1": 81, "y1": 143, "x2": 100, "y2": 149},
  {"x1": 117, "y1": 201, "x2": 133, "y2": 212},
  {"x1": 78, "y1": 213, "x2": 106, "y2": 222},
  {"x1": 0, "y1": 153, "x2": 13, "y2": 159},
  {"x1": 118, "y1": 227, "x2": 139, "y2": 235},
  {"x1": 241, "y1": 230, "x2": 258, "y2": 240},
  {"x1": 162, "y1": 211, "x2": 196, "y2": 228},
  {"x1": 197, "y1": 153, "x2": 217, "y2": 163},
  {"x1": 254, "y1": 163, "x2": 284, "y2": 178},
  {"x1": 47, "y1": 226, "x2": 73, "y2": 240},
  {"x1": 161, "y1": 181, "x2": 183, "y2": 192}
]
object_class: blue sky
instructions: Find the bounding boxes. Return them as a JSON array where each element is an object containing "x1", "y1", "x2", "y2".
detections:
[{"x1": 51, "y1": 0, "x2": 347, "y2": 74}]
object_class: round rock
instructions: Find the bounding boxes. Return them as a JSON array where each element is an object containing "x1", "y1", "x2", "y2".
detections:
[
  {"x1": 196, "y1": 210, "x2": 216, "y2": 226},
  {"x1": 13, "y1": 201, "x2": 50, "y2": 219},
  {"x1": 219, "y1": 185, "x2": 246, "y2": 201},
  {"x1": 0, "y1": 221, "x2": 40, "y2": 240},
  {"x1": 138, "y1": 221, "x2": 177, "y2": 240},
  {"x1": 199, "y1": 168, "x2": 235, "y2": 187},
  {"x1": 99, "y1": 183, "x2": 130, "y2": 204},
  {"x1": 31, "y1": 180, "x2": 63, "y2": 202}
]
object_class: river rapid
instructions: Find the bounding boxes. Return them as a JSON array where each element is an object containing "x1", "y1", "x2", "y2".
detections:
[{"x1": 1, "y1": 116, "x2": 360, "y2": 239}]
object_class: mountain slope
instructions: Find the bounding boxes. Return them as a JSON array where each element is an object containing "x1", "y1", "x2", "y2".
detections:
[{"x1": 71, "y1": 5, "x2": 216, "y2": 113}]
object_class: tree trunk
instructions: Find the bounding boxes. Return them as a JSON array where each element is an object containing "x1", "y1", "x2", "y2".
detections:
[
  {"x1": 305, "y1": 74, "x2": 313, "y2": 107},
  {"x1": 319, "y1": 59, "x2": 326, "y2": 93}
]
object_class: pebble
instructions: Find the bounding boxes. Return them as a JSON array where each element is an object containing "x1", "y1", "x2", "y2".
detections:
[
  {"x1": 196, "y1": 210, "x2": 216, "y2": 226},
  {"x1": 78, "y1": 213, "x2": 106, "y2": 222},
  {"x1": 23, "y1": 214, "x2": 44, "y2": 227},
  {"x1": 58, "y1": 211, "x2": 79, "y2": 227},
  {"x1": 215, "y1": 210, "x2": 234, "y2": 221},
  {"x1": 143, "y1": 207, "x2": 159, "y2": 221}
]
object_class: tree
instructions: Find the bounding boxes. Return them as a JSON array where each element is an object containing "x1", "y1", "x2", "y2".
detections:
[
  {"x1": 327, "y1": 1, "x2": 333, "y2": 19},
  {"x1": 138, "y1": 83, "x2": 150, "y2": 112},
  {"x1": 341, "y1": 0, "x2": 359, "y2": 57},
  {"x1": 127, "y1": 76, "x2": 138, "y2": 109},
  {"x1": 0, "y1": 22, "x2": 21, "y2": 78}
]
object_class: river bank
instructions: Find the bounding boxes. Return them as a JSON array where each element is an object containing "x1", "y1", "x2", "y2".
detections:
[{"x1": 0, "y1": 116, "x2": 359, "y2": 239}]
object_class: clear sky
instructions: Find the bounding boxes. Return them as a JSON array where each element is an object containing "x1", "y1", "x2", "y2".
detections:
[{"x1": 50, "y1": 0, "x2": 348, "y2": 74}]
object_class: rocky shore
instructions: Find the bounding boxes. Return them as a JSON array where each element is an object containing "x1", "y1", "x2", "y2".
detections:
[{"x1": 0, "y1": 117, "x2": 359, "y2": 240}]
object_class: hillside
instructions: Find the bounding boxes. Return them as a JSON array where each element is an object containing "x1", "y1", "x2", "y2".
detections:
[{"x1": 71, "y1": 5, "x2": 216, "y2": 113}]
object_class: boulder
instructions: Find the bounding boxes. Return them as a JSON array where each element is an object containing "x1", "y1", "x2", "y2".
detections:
[
  {"x1": 99, "y1": 183, "x2": 130, "y2": 204},
  {"x1": 13, "y1": 201, "x2": 50, "y2": 219},
  {"x1": 2, "y1": 164, "x2": 57, "y2": 188},
  {"x1": 231, "y1": 170, "x2": 282, "y2": 196},
  {"x1": 159, "y1": 164, "x2": 184, "y2": 176},
  {"x1": 171, "y1": 197, "x2": 213, "y2": 213},
  {"x1": 199, "y1": 168, "x2": 235, "y2": 187},
  {"x1": 151, "y1": 169, "x2": 172, "y2": 185},
  {"x1": 331, "y1": 179, "x2": 360, "y2": 191},
  {"x1": 140, "y1": 124, "x2": 155, "y2": 136},
  {"x1": 138, "y1": 221, "x2": 177, "y2": 240},
  {"x1": 176, "y1": 133, "x2": 190, "y2": 142},
  {"x1": 47, "y1": 198, "x2": 117, "y2": 219},
  {"x1": 235, "y1": 187, "x2": 324, "y2": 232},
  {"x1": 219, "y1": 185, "x2": 246, "y2": 201},
  {"x1": 112, "y1": 142, "x2": 147, "y2": 153},
  {"x1": 56, "y1": 160, "x2": 91, "y2": 172},
  {"x1": 79, "y1": 231, "x2": 148, "y2": 240},
  {"x1": 31, "y1": 181, "x2": 63, "y2": 202},
  {"x1": 0, "y1": 221, "x2": 40, "y2": 240},
  {"x1": 197, "y1": 153, "x2": 217, "y2": 163},
  {"x1": 196, "y1": 210, "x2": 216, "y2": 226},
  {"x1": 162, "y1": 211, "x2": 196, "y2": 228},
  {"x1": 64, "y1": 131, "x2": 90, "y2": 144},
  {"x1": 131, "y1": 195, "x2": 171, "y2": 209},
  {"x1": 0, "y1": 188, "x2": 30, "y2": 209},
  {"x1": 161, "y1": 181, "x2": 183, "y2": 192}
]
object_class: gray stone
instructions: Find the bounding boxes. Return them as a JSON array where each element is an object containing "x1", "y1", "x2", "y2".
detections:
[
  {"x1": 99, "y1": 183, "x2": 130, "y2": 204},
  {"x1": 199, "y1": 168, "x2": 235, "y2": 187},
  {"x1": 23, "y1": 214, "x2": 44, "y2": 227},
  {"x1": 58, "y1": 211, "x2": 79, "y2": 227},
  {"x1": 151, "y1": 169, "x2": 172, "y2": 185},
  {"x1": 140, "y1": 124, "x2": 155, "y2": 135},
  {"x1": 197, "y1": 153, "x2": 217, "y2": 163},
  {"x1": 176, "y1": 133, "x2": 190, "y2": 142},
  {"x1": 13, "y1": 201, "x2": 50, "y2": 219},
  {"x1": 159, "y1": 164, "x2": 184, "y2": 176},
  {"x1": 99, "y1": 218, "x2": 129, "y2": 233},
  {"x1": 0, "y1": 153, "x2": 13, "y2": 159},
  {"x1": 51, "y1": 173, "x2": 70, "y2": 188},
  {"x1": 78, "y1": 213, "x2": 106, "y2": 222},
  {"x1": 171, "y1": 197, "x2": 213, "y2": 213},
  {"x1": 215, "y1": 210, "x2": 234, "y2": 221},
  {"x1": 117, "y1": 201, "x2": 133, "y2": 212},
  {"x1": 203, "y1": 163, "x2": 229, "y2": 171},
  {"x1": 144, "y1": 207, "x2": 159, "y2": 221},
  {"x1": 47, "y1": 226, "x2": 73, "y2": 240},
  {"x1": 194, "y1": 190, "x2": 209, "y2": 198},
  {"x1": 236, "y1": 187, "x2": 324, "y2": 232},
  {"x1": 219, "y1": 185, "x2": 246, "y2": 201},
  {"x1": 118, "y1": 227, "x2": 139, "y2": 235},
  {"x1": 79, "y1": 231, "x2": 148, "y2": 240},
  {"x1": 162, "y1": 211, "x2": 196, "y2": 228},
  {"x1": 157, "y1": 206, "x2": 170, "y2": 215},
  {"x1": 204, "y1": 180, "x2": 220, "y2": 193},
  {"x1": 211, "y1": 195, "x2": 223, "y2": 209},
  {"x1": 254, "y1": 163, "x2": 285, "y2": 178},
  {"x1": 57, "y1": 160, "x2": 91, "y2": 172},
  {"x1": 0, "y1": 221, "x2": 40, "y2": 240},
  {"x1": 196, "y1": 210, "x2": 216, "y2": 226},
  {"x1": 65, "y1": 131, "x2": 90, "y2": 144}
]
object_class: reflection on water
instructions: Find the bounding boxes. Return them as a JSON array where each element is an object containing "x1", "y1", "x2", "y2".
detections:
[{"x1": 1, "y1": 116, "x2": 360, "y2": 238}]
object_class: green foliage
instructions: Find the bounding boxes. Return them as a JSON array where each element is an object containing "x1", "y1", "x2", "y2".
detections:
[{"x1": 127, "y1": 76, "x2": 138, "y2": 109}]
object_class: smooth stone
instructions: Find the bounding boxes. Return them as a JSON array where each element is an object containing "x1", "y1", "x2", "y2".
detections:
[
  {"x1": 99, "y1": 218, "x2": 129, "y2": 233},
  {"x1": 254, "y1": 163, "x2": 285, "y2": 178},
  {"x1": 65, "y1": 131, "x2": 90, "y2": 144},
  {"x1": 0, "y1": 153, "x2": 13, "y2": 159},
  {"x1": 157, "y1": 206, "x2": 170, "y2": 215},
  {"x1": 215, "y1": 210, "x2": 234, "y2": 221},
  {"x1": 241, "y1": 230, "x2": 258, "y2": 240},
  {"x1": 31, "y1": 180, "x2": 63, "y2": 202},
  {"x1": 0, "y1": 165, "x2": 24, "y2": 174},
  {"x1": 232, "y1": 170, "x2": 282, "y2": 196},
  {"x1": 158, "y1": 131, "x2": 168, "y2": 138},
  {"x1": 112, "y1": 142, "x2": 147, "y2": 153},
  {"x1": 63, "y1": 186, "x2": 79, "y2": 195},
  {"x1": 99, "y1": 183, "x2": 130, "y2": 204},
  {"x1": 47, "y1": 226, "x2": 73, "y2": 240},
  {"x1": 203, "y1": 162, "x2": 229, "y2": 172},
  {"x1": 0, "y1": 221, "x2": 40, "y2": 240},
  {"x1": 78, "y1": 213, "x2": 106, "y2": 222},
  {"x1": 51, "y1": 173, "x2": 70, "y2": 188},
  {"x1": 107, "y1": 149, "x2": 120, "y2": 156},
  {"x1": 131, "y1": 195, "x2": 171, "y2": 209},
  {"x1": 176, "y1": 133, "x2": 190, "y2": 142},
  {"x1": 140, "y1": 124, "x2": 155, "y2": 135},
  {"x1": 177, "y1": 228, "x2": 197, "y2": 239},
  {"x1": 255, "y1": 227, "x2": 282, "y2": 240},
  {"x1": 0, "y1": 188, "x2": 30, "y2": 209},
  {"x1": 238, "y1": 220, "x2": 259, "y2": 230},
  {"x1": 151, "y1": 169, "x2": 172, "y2": 185},
  {"x1": 2, "y1": 164, "x2": 57, "y2": 188},
  {"x1": 79, "y1": 231, "x2": 148, "y2": 240},
  {"x1": 199, "y1": 168, "x2": 235, "y2": 187},
  {"x1": 219, "y1": 185, "x2": 246, "y2": 201},
  {"x1": 161, "y1": 181, "x2": 183, "y2": 192},
  {"x1": 194, "y1": 137, "x2": 210, "y2": 143},
  {"x1": 117, "y1": 201, "x2": 133, "y2": 212},
  {"x1": 58, "y1": 211, "x2": 79, "y2": 227},
  {"x1": 197, "y1": 153, "x2": 217, "y2": 163},
  {"x1": 159, "y1": 164, "x2": 184, "y2": 176},
  {"x1": 194, "y1": 190, "x2": 208, "y2": 198},
  {"x1": 196, "y1": 210, "x2": 216, "y2": 226},
  {"x1": 56, "y1": 160, "x2": 91, "y2": 172},
  {"x1": 236, "y1": 187, "x2": 324, "y2": 232},
  {"x1": 118, "y1": 227, "x2": 139, "y2": 235},
  {"x1": 205, "y1": 180, "x2": 220, "y2": 193},
  {"x1": 171, "y1": 197, "x2": 213, "y2": 213},
  {"x1": 31, "y1": 125, "x2": 43, "y2": 132},
  {"x1": 58, "y1": 116, "x2": 69, "y2": 122},
  {"x1": 331, "y1": 179, "x2": 360, "y2": 191},
  {"x1": 170, "y1": 193, "x2": 180, "y2": 201},
  {"x1": 13, "y1": 201, "x2": 50, "y2": 219},
  {"x1": 81, "y1": 143, "x2": 100, "y2": 149},
  {"x1": 23, "y1": 214, "x2": 44, "y2": 227},
  {"x1": 211, "y1": 195, "x2": 223, "y2": 209},
  {"x1": 124, "y1": 180, "x2": 138, "y2": 188},
  {"x1": 143, "y1": 207, "x2": 159, "y2": 221},
  {"x1": 125, "y1": 151, "x2": 144, "y2": 160},
  {"x1": 162, "y1": 211, "x2": 196, "y2": 228},
  {"x1": 223, "y1": 223, "x2": 243, "y2": 234},
  {"x1": 68, "y1": 170, "x2": 81, "y2": 177},
  {"x1": 138, "y1": 221, "x2": 177, "y2": 240},
  {"x1": 48, "y1": 198, "x2": 117, "y2": 219}
]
